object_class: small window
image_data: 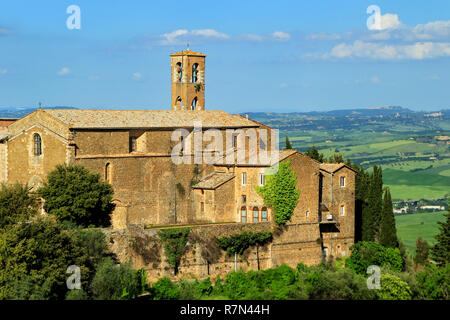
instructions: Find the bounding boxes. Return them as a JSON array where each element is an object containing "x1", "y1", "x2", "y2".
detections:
[
  {"x1": 232, "y1": 133, "x2": 239, "y2": 148},
  {"x1": 129, "y1": 136, "x2": 137, "y2": 152},
  {"x1": 201, "y1": 202, "x2": 204, "y2": 212},
  {"x1": 241, "y1": 207, "x2": 247, "y2": 223},
  {"x1": 192, "y1": 63, "x2": 199, "y2": 83},
  {"x1": 176, "y1": 62, "x2": 183, "y2": 82},
  {"x1": 253, "y1": 207, "x2": 259, "y2": 222},
  {"x1": 259, "y1": 173, "x2": 265, "y2": 186},
  {"x1": 242, "y1": 172, "x2": 247, "y2": 186},
  {"x1": 261, "y1": 207, "x2": 268, "y2": 221},
  {"x1": 306, "y1": 210, "x2": 310, "y2": 218},
  {"x1": 259, "y1": 138, "x2": 266, "y2": 150},
  {"x1": 191, "y1": 97, "x2": 197, "y2": 110},
  {"x1": 242, "y1": 195, "x2": 246, "y2": 203},
  {"x1": 105, "y1": 163, "x2": 112, "y2": 183},
  {"x1": 340, "y1": 205, "x2": 345, "y2": 216},
  {"x1": 33, "y1": 133, "x2": 42, "y2": 156},
  {"x1": 340, "y1": 176, "x2": 345, "y2": 187}
]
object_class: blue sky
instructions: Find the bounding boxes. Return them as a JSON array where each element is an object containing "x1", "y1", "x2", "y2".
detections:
[{"x1": 0, "y1": 0, "x2": 449, "y2": 113}]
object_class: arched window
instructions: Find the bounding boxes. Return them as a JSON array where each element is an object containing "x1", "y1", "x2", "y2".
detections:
[
  {"x1": 175, "y1": 96, "x2": 183, "y2": 110},
  {"x1": 261, "y1": 207, "x2": 268, "y2": 222},
  {"x1": 33, "y1": 133, "x2": 42, "y2": 156},
  {"x1": 176, "y1": 62, "x2": 183, "y2": 82},
  {"x1": 105, "y1": 163, "x2": 112, "y2": 183},
  {"x1": 192, "y1": 63, "x2": 199, "y2": 83},
  {"x1": 191, "y1": 97, "x2": 197, "y2": 110},
  {"x1": 240, "y1": 206, "x2": 247, "y2": 223},
  {"x1": 253, "y1": 207, "x2": 259, "y2": 222}
]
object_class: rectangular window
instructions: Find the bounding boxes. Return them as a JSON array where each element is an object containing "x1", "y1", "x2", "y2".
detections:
[
  {"x1": 129, "y1": 136, "x2": 137, "y2": 152},
  {"x1": 253, "y1": 209, "x2": 259, "y2": 222},
  {"x1": 340, "y1": 205, "x2": 345, "y2": 216},
  {"x1": 259, "y1": 173, "x2": 265, "y2": 186},
  {"x1": 242, "y1": 195, "x2": 246, "y2": 203},
  {"x1": 340, "y1": 176, "x2": 345, "y2": 187},
  {"x1": 201, "y1": 202, "x2": 204, "y2": 212},
  {"x1": 242, "y1": 172, "x2": 247, "y2": 186},
  {"x1": 232, "y1": 133, "x2": 239, "y2": 148},
  {"x1": 241, "y1": 208, "x2": 247, "y2": 223},
  {"x1": 261, "y1": 209, "x2": 268, "y2": 222}
]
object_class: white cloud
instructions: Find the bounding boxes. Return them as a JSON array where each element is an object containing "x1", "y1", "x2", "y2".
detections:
[
  {"x1": 159, "y1": 29, "x2": 229, "y2": 45},
  {"x1": 369, "y1": 13, "x2": 402, "y2": 31},
  {"x1": 272, "y1": 31, "x2": 291, "y2": 41},
  {"x1": 160, "y1": 29, "x2": 189, "y2": 45},
  {"x1": 411, "y1": 20, "x2": 450, "y2": 40},
  {"x1": 58, "y1": 67, "x2": 71, "y2": 76},
  {"x1": 327, "y1": 40, "x2": 450, "y2": 60},
  {"x1": 132, "y1": 72, "x2": 142, "y2": 80},
  {"x1": 191, "y1": 29, "x2": 229, "y2": 39},
  {"x1": 240, "y1": 34, "x2": 264, "y2": 42}
]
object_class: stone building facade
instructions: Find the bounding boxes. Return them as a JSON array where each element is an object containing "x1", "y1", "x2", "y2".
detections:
[{"x1": 0, "y1": 50, "x2": 356, "y2": 276}]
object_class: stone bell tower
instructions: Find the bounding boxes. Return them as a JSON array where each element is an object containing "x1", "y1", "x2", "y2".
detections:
[{"x1": 171, "y1": 49, "x2": 205, "y2": 110}]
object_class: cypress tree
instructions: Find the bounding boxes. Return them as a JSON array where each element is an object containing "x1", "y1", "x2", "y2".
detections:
[
  {"x1": 380, "y1": 188, "x2": 398, "y2": 248},
  {"x1": 414, "y1": 237, "x2": 429, "y2": 266},
  {"x1": 431, "y1": 207, "x2": 450, "y2": 265},
  {"x1": 364, "y1": 165, "x2": 383, "y2": 242},
  {"x1": 285, "y1": 136, "x2": 292, "y2": 150}
]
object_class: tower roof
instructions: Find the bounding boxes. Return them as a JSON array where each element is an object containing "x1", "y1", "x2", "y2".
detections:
[{"x1": 170, "y1": 49, "x2": 206, "y2": 57}]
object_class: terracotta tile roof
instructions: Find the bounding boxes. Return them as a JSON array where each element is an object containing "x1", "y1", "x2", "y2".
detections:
[
  {"x1": 192, "y1": 171, "x2": 235, "y2": 189},
  {"x1": 320, "y1": 163, "x2": 356, "y2": 173},
  {"x1": 170, "y1": 49, "x2": 205, "y2": 57},
  {"x1": 213, "y1": 148, "x2": 297, "y2": 167},
  {"x1": 41, "y1": 109, "x2": 258, "y2": 129}
]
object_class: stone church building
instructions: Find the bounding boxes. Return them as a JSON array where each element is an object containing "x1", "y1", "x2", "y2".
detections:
[{"x1": 0, "y1": 50, "x2": 356, "y2": 273}]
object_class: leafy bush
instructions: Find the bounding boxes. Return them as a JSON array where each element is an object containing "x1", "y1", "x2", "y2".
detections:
[
  {"x1": 65, "y1": 289, "x2": 89, "y2": 300},
  {"x1": 377, "y1": 274, "x2": 412, "y2": 300},
  {"x1": 90, "y1": 258, "x2": 146, "y2": 300},
  {"x1": 40, "y1": 164, "x2": 114, "y2": 227},
  {"x1": 301, "y1": 267, "x2": 376, "y2": 300},
  {"x1": 152, "y1": 277, "x2": 180, "y2": 300},
  {"x1": 416, "y1": 264, "x2": 449, "y2": 300},
  {"x1": 256, "y1": 161, "x2": 299, "y2": 225},
  {"x1": 346, "y1": 241, "x2": 402, "y2": 275},
  {"x1": 0, "y1": 183, "x2": 37, "y2": 230}
]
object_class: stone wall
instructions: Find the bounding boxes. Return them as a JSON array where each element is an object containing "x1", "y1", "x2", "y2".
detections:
[{"x1": 105, "y1": 220, "x2": 325, "y2": 282}]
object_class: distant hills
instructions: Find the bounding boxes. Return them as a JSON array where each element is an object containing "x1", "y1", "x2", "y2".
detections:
[
  {"x1": 0, "y1": 106, "x2": 77, "y2": 119},
  {"x1": 0, "y1": 105, "x2": 448, "y2": 119},
  {"x1": 244, "y1": 106, "x2": 449, "y2": 120}
]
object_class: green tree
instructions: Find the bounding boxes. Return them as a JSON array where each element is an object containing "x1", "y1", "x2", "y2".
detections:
[
  {"x1": 0, "y1": 183, "x2": 37, "y2": 230},
  {"x1": 377, "y1": 274, "x2": 412, "y2": 300},
  {"x1": 327, "y1": 153, "x2": 344, "y2": 163},
  {"x1": 363, "y1": 165, "x2": 383, "y2": 242},
  {"x1": 416, "y1": 264, "x2": 449, "y2": 300},
  {"x1": 414, "y1": 237, "x2": 429, "y2": 266},
  {"x1": 152, "y1": 277, "x2": 180, "y2": 300},
  {"x1": 39, "y1": 164, "x2": 114, "y2": 227},
  {"x1": 285, "y1": 136, "x2": 292, "y2": 150},
  {"x1": 380, "y1": 188, "x2": 398, "y2": 248},
  {"x1": 346, "y1": 241, "x2": 403, "y2": 275},
  {"x1": 304, "y1": 146, "x2": 324, "y2": 163},
  {"x1": 430, "y1": 207, "x2": 450, "y2": 265},
  {"x1": 256, "y1": 161, "x2": 299, "y2": 225},
  {"x1": 0, "y1": 217, "x2": 92, "y2": 299},
  {"x1": 90, "y1": 257, "x2": 147, "y2": 300}
]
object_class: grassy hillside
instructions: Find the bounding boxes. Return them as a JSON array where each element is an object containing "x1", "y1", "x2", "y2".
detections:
[
  {"x1": 395, "y1": 211, "x2": 446, "y2": 254},
  {"x1": 247, "y1": 108, "x2": 450, "y2": 200}
]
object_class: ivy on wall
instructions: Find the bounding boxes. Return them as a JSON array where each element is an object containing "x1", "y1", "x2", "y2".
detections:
[
  {"x1": 256, "y1": 161, "x2": 299, "y2": 225},
  {"x1": 217, "y1": 231, "x2": 273, "y2": 256},
  {"x1": 158, "y1": 228, "x2": 191, "y2": 274}
]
